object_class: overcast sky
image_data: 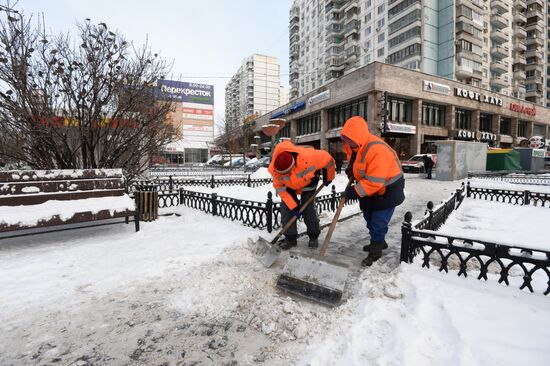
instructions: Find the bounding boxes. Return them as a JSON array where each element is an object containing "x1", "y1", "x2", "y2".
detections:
[{"x1": 16, "y1": 0, "x2": 293, "y2": 123}]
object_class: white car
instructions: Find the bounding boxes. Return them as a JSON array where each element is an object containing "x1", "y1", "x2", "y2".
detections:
[{"x1": 401, "y1": 154, "x2": 437, "y2": 173}]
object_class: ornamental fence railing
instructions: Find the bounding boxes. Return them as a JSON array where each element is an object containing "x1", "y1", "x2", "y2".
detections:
[
  {"x1": 129, "y1": 175, "x2": 272, "y2": 194},
  {"x1": 468, "y1": 171, "x2": 550, "y2": 186},
  {"x1": 149, "y1": 165, "x2": 248, "y2": 177},
  {"x1": 156, "y1": 185, "x2": 358, "y2": 232},
  {"x1": 401, "y1": 181, "x2": 550, "y2": 296}
]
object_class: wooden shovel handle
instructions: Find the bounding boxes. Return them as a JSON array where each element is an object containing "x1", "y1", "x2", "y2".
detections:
[
  {"x1": 319, "y1": 178, "x2": 354, "y2": 257},
  {"x1": 270, "y1": 184, "x2": 326, "y2": 245}
]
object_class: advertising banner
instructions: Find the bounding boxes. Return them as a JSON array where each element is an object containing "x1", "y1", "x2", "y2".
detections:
[{"x1": 158, "y1": 80, "x2": 214, "y2": 105}]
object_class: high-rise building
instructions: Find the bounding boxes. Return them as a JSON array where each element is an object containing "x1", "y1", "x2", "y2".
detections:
[
  {"x1": 225, "y1": 54, "x2": 282, "y2": 128},
  {"x1": 289, "y1": 0, "x2": 548, "y2": 106}
]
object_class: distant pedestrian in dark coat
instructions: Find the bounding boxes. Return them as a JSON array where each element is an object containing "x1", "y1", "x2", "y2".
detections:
[{"x1": 423, "y1": 155, "x2": 434, "y2": 180}]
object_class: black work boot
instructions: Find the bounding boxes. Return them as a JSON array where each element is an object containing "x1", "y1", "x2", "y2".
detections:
[
  {"x1": 308, "y1": 237, "x2": 319, "y2": 249},
  {"x1": 279, "y1": 236, "x2": 297, "y2": 250},
  {"x1": 361, "y1": 241, "x2": 384, "y2": 267},
  {"x1": 363, "y1": 240, "x2": 388, "y2": 252}
]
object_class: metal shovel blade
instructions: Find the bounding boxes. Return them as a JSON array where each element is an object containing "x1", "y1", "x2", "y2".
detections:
[
  {"x1": 248, "y1": 237, "x2": 280, "y2": 268},
  {"x1": 276, "y1": 254, "x2": 349, "y2": 306}
]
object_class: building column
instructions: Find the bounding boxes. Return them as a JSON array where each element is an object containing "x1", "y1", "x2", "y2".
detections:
[
  {"x1": 444, "y1": 105, "x2": 455, "y2": 131},
  {"x1": 290, "y1": 119, "x2": 297, "y2": 142},
  {"x1": 410, "y1": 99, "x2": 422, "y2": 156},
  {"x1": 491, "y1": 114, "x2": 501, "y2": 147},
  {"x1": 526, "y1": 120, "x2": 534, "y2": 139},
  {"x1": 471, "y1": 109, "x2": 480, "y2": 133},
  {"x1": 367, "y1": 90, "x2": 383, "y2": 136},
  {"x1": 320, "y1": 109, "x2": 329, "y2": 151},
  {"x1": 511, "y1": 118, "x2": 519, "y2": 140}
]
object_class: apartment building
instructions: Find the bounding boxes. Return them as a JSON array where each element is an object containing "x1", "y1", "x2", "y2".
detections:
[
  {"x1": 224, "y1": 54, "x2": 282, "y2": 129},
  {"x1": 289, "y1": 0, "x2": 549, "y2": 107}
]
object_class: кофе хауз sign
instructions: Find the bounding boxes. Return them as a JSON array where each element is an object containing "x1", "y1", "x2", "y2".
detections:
[{"x1": 455, "y1": 87, "x2": 503, "y2": 107}]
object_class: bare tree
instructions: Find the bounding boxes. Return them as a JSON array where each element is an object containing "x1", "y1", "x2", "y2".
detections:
[{"x1": 0, "y1": 4, "x2": 177, "y2": 179}]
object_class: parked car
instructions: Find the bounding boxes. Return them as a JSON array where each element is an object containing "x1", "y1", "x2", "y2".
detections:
[
  {"x1": 244, "y1": 156, "x2": 271, "y2": 171},
  {"x1": 223, "y1": 157, "x2": 249, "y2": 167},
  {"x1": 401, "y1": 154, "x2": 437, "y2": 173}
]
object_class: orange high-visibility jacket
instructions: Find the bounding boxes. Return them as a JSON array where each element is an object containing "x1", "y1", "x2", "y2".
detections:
[
  {"x1": 268, "y1": 140, "x2": 336, "y2": 210},
  {"x1": 341, "y1": 116, "x2": 404, "y2": 199}
]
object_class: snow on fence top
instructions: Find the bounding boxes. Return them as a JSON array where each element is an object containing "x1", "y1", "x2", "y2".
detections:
[{"x1": 0, "y1": 169, "x2": 123, "y2": 183}]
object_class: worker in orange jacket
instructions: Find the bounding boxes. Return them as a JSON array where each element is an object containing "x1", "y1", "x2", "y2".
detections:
[
  {"x1": 268, "y1": 140, "x2": 336, "y2": 250},
  {"x1": 341, "y1": 116, "x2": 405, "y2": 266}
]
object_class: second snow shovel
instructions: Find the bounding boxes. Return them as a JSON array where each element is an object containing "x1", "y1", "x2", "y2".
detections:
[
  {"x1": 276, "y1": 179, "x2": 353, "y2": 306},
  {"x1": 250, "y1": 184, "x2": 325, "y2": 268}
]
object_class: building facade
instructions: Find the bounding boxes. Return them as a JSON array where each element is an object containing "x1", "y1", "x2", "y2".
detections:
[
  {"x1": 289, "y1": 0, "x2": 549, "y2": 107},
  {"x1": 157, "y1": 80, "x2": 215, "y2": 164},
  {"x1": 224, "y1": 54, "x2": 282, "y2": 129},
  {"x1": 255, "y1": 62, "x2": 550, "y2": 158}
]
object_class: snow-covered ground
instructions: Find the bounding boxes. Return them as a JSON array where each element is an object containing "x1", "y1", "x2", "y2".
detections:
[
  {"x1": 1, "y1": 174, "x2": 549, "y2": 365},
  {"x1": 438, "y1": 198, "x2": 550, "y2": 251},
  {"x1": 469, "y1": 178, "x2": 550, "y2": 194}
]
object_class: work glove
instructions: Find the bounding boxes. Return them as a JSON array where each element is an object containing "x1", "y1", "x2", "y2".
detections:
[
  {"x1": 343, "y1": 184, "x2": 359, "y2": 200},
  {"x1": 321, "y1": 169, "x2": 332, "y2": 187},
  {"x1": 345, "y1": 165, "x2": 353, "y2": 179},
  {"x1": 290, "y1": 207, "x2": 302, "y2": 219}
]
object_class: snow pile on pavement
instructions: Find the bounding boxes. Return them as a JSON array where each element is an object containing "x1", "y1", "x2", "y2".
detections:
[
  {"x1": 437, "y1": 198, "x2": 550, "y2": 251},
  {"x1": 0, "y1": 195, "x2": 135, "y2": 227},
  {"x1": 250, "y1": 167, "x2": 272, "y2": 179},
  {"x1": 298, "y1": 263, "x2": 550, "y2": 366},
  {"x1": 469, "y1": 178, "x2": 550, "y2": 193}
]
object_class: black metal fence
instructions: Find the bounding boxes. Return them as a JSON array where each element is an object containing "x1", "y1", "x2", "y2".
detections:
[
  {"x1": 130, "y1": 175, "x2": 272, "y2": 194},
  {"x1": 468, "y1": 171, "x2": 550, "y2": 186},
  {"x1": 401, "y1": 181, "x2": 550, "y2": 296},
  {"x1": 156, "y1": 185, "x2": 358, "y2": 232}
]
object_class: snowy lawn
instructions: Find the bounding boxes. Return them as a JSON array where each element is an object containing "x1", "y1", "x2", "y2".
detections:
[
  {"x1": 437, "y1": 198, "x2": 550, "y2": 251},
  {"x1": 1, "y1": 175, "x2": 548, "y2": 365}
]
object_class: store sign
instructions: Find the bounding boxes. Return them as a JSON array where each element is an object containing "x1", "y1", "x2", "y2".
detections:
[
  {"x1": 157, "y1": 80, "x2": 214, "y2": 105},
  {"x1": 509, "y1": 103, "x2": 536, "y2": 116},
  {"x1": 423, "y1": 80, "x2": 451, "y2": 96},
  {"x1": 382, "y1": 122, "x2": 416, "y2": 134},
  {"x1": 307, "y1": 90, "x2": 331, "y2": 106},
  {"x1": 454, "y1": 87, "x2": 503, "y2": 107},
  {"x1": 456, "y1": 130, "x2": 476, "y2": 139},
  {"x1": 479, "y1": 131, "x2": 497, "y2": 141},
  {"x1": 271, "y1": 100, "x2": 306, "y2": 119}
]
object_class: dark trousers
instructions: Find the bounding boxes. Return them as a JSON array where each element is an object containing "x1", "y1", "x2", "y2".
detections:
[
  {"x1": 362, "y1": 207, "x2": 395, "y2": 242},
  {"x1": 425, "y1": 166, "x2": 432, "y2": 179},
  {"x1": 280, "y1": 189, "x2": 320, "y2": 240}
]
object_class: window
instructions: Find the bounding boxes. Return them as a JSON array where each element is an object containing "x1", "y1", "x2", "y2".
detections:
[
  {"x1": 297, "y1": 113, "x2": 321, "y2": 136},
  {"x1": 479, "y1": 113, "x2": 492, "y2": 132},
  {"x1": 365, "y1": 13, "x2": 371, "y2": 22},
  {"x1": 365, "y1": 26, "x2": 371, "y2": 36},
  {"x1": 518, "y1": 121, "x2": 527, "y2": 137},
  {"x1": 377, "y1": 18, "x2": 385, "y2": 28},
  {"x1": 455, "y1": 109, "x2": 472, "y2": 130},
  {"x1": 378, "y1": 32, "x2": 385, "y2": 42},
  {"x1": 328, "y1": 97, "x2": 368, "y2": 129},
  {"x1": 500, "y1": 118, "x2": 511, "y2": 135},
  {"x1": 388, "y1": 26, "x2": 421, "y2": 48},
  {"x1": 365, "y1": 40, "x2": 372, "y2": 50},
  {"x1": 387, "y1": 43, "x2": 421, "y2": 64},
  {"x1": 388, "y1": 0, "x2": 418, "y2": 20},
  {"x1": 377, "y1": 47, "x2": 385, "y2": 57},
  {"x1": 388, "y1": 9, "x2": 421, "y2": 34},
  {"x1": 366, "y1": 0, "x2": 372, "y2": 7},
  {"x1": 377, "y1": 4, "x2": 385, "y2": 14},
  {"x1": 387, "y1": 97, "x2": 411, "y2": 122},
  {"x1": 422, "y1": 103, "x2": 445, "y2": 127}
]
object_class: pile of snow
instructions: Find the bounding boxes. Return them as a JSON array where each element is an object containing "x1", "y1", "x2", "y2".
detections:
[
  {"x1": 469, "y1": 178, "x2": 550, "y2": 194},
  {"x1": 437, "y1": 198, "x2": 550, "y2": 251},
  {"x1": 0, "y1": 195, "x2": 135, "y2": 227},
  {"x1": 250, "y1": 167, "x2": 272, "y2": 179},
  {"x1": 299, "y1": 263, "x2": 550, "y2": 365}
]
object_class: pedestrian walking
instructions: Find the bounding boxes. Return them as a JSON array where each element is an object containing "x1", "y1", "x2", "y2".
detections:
[
  {"x1": 268, "y1": 141, "x2": 335, "y2": 250},
  {"x1": 422, "y1": 154, "x2": 434, "y2": 179},
  {"x1": 340, "y1": 116, "x2": 405, "y2": 266}
]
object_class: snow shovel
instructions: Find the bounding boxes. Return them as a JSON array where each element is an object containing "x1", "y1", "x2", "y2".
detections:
[
  {"x1": 276, "y1": 179, "x2": 352, "y2": 306},
  {"x1": 250, "y1": 184, "x2": 326, "y2": 268}
]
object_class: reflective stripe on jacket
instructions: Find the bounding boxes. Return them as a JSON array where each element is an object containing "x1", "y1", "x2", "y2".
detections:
[
  {"x1": 268, "y1": 140, "x2": 336, "y2": 210},
  {"x1": 341, "y1": 116, "x2": 404, "y2": 200}
]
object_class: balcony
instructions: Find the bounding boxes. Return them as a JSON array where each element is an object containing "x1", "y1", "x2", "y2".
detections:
[
  {"x1": 490, "y1": 77, "x2": 508, "y2": 89},
  {"x1": 525, "y1": 9, "x2": 543, "y2": 19},
  {"x1": 491, "y1": 45, "x2": 509, "y2": 58},
  {"x1": 526, "y1": 0, "x2": 543, "y2": 6},
  {"x1": 513, "y1": 70, "x2": 526, "y2": 80},
  {"x1": 513, "y1": 84, "x2": 526, "y2": 95},
  {"x1": 513, "y1": 27, "x2": 527, "y2": 38},
  {"x1": 491, "y1": 29, "x2": 509, "y2": 43},
  {"x1": 514, "y1": 0, "x2": 526, "y2": 10},
  {"x1": 525, "y1": 63, "x2": 543, "y2": 72},
  {"x1": 491, "y1": 0, "x2": 509, "y2": 13},
  {"x1": 491, "y1": 10, "x2": 509, "y2": 28},
  {"x1": 513, "y1": 54, "x2": 526, "y2": 65},
  {"x1": 456, "y1": 64, "x2": 482, "y2": 79},
  {"x1": 513, "y1": 41, "x2": 527, "y2": 52},
  {"x1": 525, "y1": 48, "x2": 543, "y2": 59},
  {"x1": 525, "y1": 88, "x2": 543, "y2": 98},
  {"x1": 525, "y1": 36, "x2": 544, "y2": 48},
  {"x1": 343, "y1": 20, "x2": 360, "y2": 37},
  {"x1": 491, "y1": 60, "x2": 508, "y2": 74},
  {"x1": 513, "y1": 12, "x2": 526, "y2": 24}
]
